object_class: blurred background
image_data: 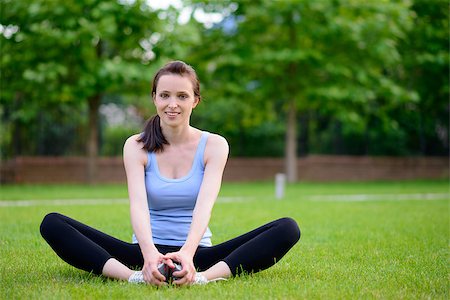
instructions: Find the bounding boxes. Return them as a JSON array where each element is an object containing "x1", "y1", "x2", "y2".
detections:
[{"x1": 0, "y1": 0, "x2": 448, "y2": 184}]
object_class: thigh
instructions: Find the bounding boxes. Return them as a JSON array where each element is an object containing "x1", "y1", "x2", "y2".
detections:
[
  {"x1": 193, "y1": 219, "x2": 282, "y2": 271},
  {"x1": 50, "y1": 213, "x2": 144, "y2": 268}
]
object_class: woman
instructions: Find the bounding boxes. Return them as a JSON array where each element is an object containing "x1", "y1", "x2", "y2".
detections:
[{"x1": 40, "y1": 61, "x2": 300, "y2": 286}]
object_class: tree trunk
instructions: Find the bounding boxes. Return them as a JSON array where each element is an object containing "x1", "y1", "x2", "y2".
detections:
[
  {"x1": 299, "y1": 113, "x2": 309, "y2": 156},
  {"x1": 86, "y1": 39, "x2": 103, "y2": 184},
  {"x1": 12, "y1": 92, "x2": 24, "y2": 156},
  {"x1": 285, "y1": 99, "x2": 297, "y2": 182},
  {"x1": 87, "y1": 94, "x2": 101, "y2": 184},
  {"x1": 285, "y1": 12, "x2": 298, "y2": 182}
]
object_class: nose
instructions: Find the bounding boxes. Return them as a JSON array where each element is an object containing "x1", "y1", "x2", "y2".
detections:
[{"x1": 168, "y1": 97, "x2": 178, "y2": 108}]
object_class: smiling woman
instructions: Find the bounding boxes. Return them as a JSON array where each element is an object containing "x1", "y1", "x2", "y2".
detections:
[
  {"x1": 39, "y1": 60, "x2": 300, "y2": 287},
  {"x1": 137, "y1": 61, "x2": 201, "y2": 153}
]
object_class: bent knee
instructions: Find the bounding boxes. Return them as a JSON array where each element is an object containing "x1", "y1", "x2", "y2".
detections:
[
  {"x1": 277, "y1": 217, "x2": 301, "y2": 245},
  {"x1": 40, "y1": 212, "x2": 63, "y2": 238}
]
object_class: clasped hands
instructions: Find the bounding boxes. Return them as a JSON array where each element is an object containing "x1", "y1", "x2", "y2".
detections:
[{"x1": 142, "y1": 250, "x2": 196, "y2": 286}]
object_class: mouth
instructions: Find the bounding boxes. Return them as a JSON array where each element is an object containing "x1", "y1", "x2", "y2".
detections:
[{"x1": 165, "y1": 112, "x2": 180, "y2": 117}]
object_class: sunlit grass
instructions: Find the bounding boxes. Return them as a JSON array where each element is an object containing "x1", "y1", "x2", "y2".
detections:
[
  {"x1": 1, "y1": 179, "x2": 448, "y2": 200},
  {"x1": 0, "y1": 180, "x2": 448, "y2": 299}
]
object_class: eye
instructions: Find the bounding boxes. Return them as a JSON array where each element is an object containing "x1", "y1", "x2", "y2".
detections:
[
  {"x1": 160, "y1": 93, "x2": 169, "y2": 98},
  {"x1": 178, "y1": 94, "x2": 188, "y2": 100}
]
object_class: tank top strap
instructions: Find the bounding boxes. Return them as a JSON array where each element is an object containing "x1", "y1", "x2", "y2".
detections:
[
  {"x1": 145, "y1": 151, "x2": 153, "y2": 171},
  {"x1": 194, "y1": 131, "x2": 209, "y2": 168}
]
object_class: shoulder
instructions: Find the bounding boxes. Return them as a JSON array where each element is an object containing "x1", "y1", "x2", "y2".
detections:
[
  {"x1": 123, "y1": 133, "x2": 147, "y2": 165},
  {"x1": 206, "y1": 132, "x2": 228, "y2": 150},
  {"x1": 124, "y1": 133, "x2": 143, "y2": 151},
  {"x1": 205, "y1": 132, "x2": 229, "y2": 162}
]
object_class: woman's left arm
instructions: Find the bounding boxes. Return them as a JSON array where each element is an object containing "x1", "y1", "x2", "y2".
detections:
[{"x1": 165, "y1": 134, "x2": 229, "y2": 284}]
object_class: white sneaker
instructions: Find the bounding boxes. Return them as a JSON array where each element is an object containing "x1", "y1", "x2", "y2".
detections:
[
  {"x1": 128, "y1": 271, "x2": 145, "y2": 283},
  {"x1": 193, "y1": 273, "x2": 227, "y2": 285},
  {"x1": 193, "y1": 273, "x2": 208, "y2": 285}
]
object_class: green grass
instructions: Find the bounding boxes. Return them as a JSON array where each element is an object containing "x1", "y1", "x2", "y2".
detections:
[
  {"x1": 1, "y1": 179, "x2": 448, "y2": 200},
  {"x1": 1, "y1": 180, "x2": 448, "y2": 299},
  {"x1": 0, "y1": 184, "x2": 129, "y2": 200}
]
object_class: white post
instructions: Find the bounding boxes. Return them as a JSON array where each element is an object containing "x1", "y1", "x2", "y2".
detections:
[{"x1": 275, "y1": 173, "x2": 286, "y2": 200}]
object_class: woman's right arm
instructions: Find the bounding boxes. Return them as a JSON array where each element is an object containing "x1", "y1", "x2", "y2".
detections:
[{"x1": 123, "y1": 135, "x2": 166, "y2": 285}]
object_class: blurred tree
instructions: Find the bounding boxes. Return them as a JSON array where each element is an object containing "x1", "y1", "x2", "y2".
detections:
[
  {"x1": 1, "y1": 0, "x2": 447, "y2": 182},
  {"x1": 1, "y1": 0, "x2": 158, "y2": 182},
  {"x1": 396, "y1": 0, "x2": 449, "y2": 155},
  {"x1": 188, "y1": 0, "x2": 417, "y2": 181}
]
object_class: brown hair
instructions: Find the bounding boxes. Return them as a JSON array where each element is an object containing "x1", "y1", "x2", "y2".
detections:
[{"x1": 137, "y1": 61, "x2": 201, "y2": 152}]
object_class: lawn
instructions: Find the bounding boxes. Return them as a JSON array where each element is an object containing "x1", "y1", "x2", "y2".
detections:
[{"x1": 0, "y1": 180, "x2": 448, "y2": 299}]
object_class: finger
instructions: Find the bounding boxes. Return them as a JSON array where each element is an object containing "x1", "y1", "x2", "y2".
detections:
[
  {"x1": 154, "y1": 279, "x2": 167, "y2": 287},
  {"x1": 172, "y1": 269, "x2": 187, "y2": 278},
  {"x1": 152, "y1": 269, "x2": 166, "y2": 282},
  {"x1": 151, "y1": 274, "x2": 168, "y2": 287},
  {"x1": 173, "y1": 276, "x2": 188, "y2": 286},
  {"x1": 175, "y1": 270, "x2": 193, "y2": 286},
  {"x1": 187, "y1": 273, "x2": 195, "y2": 284},
  {"x1": 143, "y1": 270, "x2": 152, "y2": 283},
  {"x1": 163, "y1": 258, "x2": 175, "y2": 268},
  {"x1": 144, "y1": 271, "x2": 158, "y2": 284}
]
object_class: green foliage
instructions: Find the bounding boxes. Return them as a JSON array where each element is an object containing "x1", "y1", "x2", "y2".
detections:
[
  {"x1": 1, "y1": 181, "x2": 448, "y2": 299},
  {"x1": 394, "y1": 0, "x2": 449, "y2": 155},
  {"x1": 187, "y1": 0, "x2": 447, "y2": 156},
  {"x1": 0, "y1": 0, "x2": 159, "y2": 157},
  {"x1": 1, "y1": 0, "x2": 448, "y2": 158}
]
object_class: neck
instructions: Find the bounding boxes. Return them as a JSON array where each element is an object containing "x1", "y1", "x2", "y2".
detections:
[{"x1": 161, "y1": 125, "x2": 193, "y2": 146}]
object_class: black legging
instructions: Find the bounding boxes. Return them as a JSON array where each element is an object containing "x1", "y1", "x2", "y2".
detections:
[{"x1": 40, "y1": 213, "x2": 300, "y2": 276}]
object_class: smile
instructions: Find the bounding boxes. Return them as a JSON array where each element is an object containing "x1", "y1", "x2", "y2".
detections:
[{"x1": 165, "y1": 112, "x2": 181, "y2": 117}]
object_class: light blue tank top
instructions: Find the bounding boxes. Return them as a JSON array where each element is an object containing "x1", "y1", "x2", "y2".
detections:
[{"x1": 132, "y1": 132, "x2": 212, "y2": 247}]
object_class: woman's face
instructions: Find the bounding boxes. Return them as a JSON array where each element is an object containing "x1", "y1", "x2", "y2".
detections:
[{"x1": 153, "y1": 74, "x2": 199, "y2": 128}]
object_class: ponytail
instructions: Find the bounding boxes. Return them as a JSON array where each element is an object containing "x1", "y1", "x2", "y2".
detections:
[{"x1": 137, "y1": 115, "x2": 169, "y2": 152}]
